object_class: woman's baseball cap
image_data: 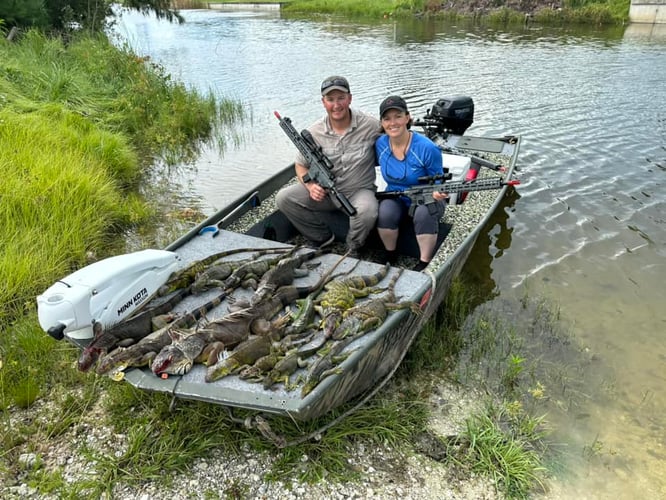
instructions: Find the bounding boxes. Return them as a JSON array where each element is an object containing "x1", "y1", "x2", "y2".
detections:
[{"x1": 379, "y1": 95, "x2": 408, "y2": 117}]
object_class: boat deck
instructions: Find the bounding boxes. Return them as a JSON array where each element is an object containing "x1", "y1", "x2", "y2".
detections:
[{"x1": 123, "y1": 228, "x2": 431, "y2": 418}]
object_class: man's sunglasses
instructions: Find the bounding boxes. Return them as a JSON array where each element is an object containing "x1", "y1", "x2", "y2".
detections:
[{"x1": 321, "y1": 78, "x2": 349, "y2": 92}]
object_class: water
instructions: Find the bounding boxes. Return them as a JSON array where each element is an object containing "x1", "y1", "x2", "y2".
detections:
[{"x1": 112, "y1": 10, "x2": 666, "y2": 498}]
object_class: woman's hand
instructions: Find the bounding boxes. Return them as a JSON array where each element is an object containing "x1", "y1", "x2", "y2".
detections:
[{"x1": 433, "y1": 191, "x2": 448, "y2": 202}]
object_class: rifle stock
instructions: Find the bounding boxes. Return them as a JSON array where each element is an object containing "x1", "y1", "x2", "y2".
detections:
[
  {"x1": 274, "y1": 111, "x2": 357, "y2": 217},
  {"x1": 376, "y1": 176, "x2": 519, "y2": 216}
]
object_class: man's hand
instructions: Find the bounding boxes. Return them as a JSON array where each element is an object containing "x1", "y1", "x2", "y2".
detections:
[{"x1": 306, "y1": 182, "x2": 327, "y2": 202}]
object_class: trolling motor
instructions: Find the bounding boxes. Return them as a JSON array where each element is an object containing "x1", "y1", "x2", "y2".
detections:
[
  {"x1": 37, "y1": 249, "x2": 181, "y2": 342},
  {"x1": 413, "y1": 95, "x2": 475, "y2": 139}
]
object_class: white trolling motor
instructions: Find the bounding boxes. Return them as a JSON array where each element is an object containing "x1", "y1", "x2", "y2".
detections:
[{"x1": 37, "y1": 249, "x2": 181, "y2": 342}]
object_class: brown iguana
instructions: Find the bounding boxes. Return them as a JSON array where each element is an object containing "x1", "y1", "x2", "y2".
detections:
[
  {"x1": 204, "y1": 253, "x2": 349, "y2": 382},
  {"x1": 95, "y1": 288, "x2": 231, "y2": 375},
  {"x1": 262, "y1": 347, "x2": 310, "y2": 390},
  {"x1": 236, "y1": 327, "x2": 316, "y2": 385},
  {"x1": 158, "y1": 246, "x2": 290, "y2": 295},
  {"x1": 77, "y1": 285, "x2": 194, "y2": 372},
  {"x1": 150, "y1": 328, "x2": 224, "y2": 376},
  {"x1": 238, "y1": 350, "x2": 286, "y2": 382},
  {"x1": 248, "y1": 247, "x2": 322, "y2": 306},
  {"x1": 191, "y1": 247, "x2": 291, "y2": 294}
]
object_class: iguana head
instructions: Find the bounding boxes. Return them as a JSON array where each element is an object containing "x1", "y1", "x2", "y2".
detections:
[
  {"x1": 77, "y1": 321, "x2": 104, "y2": 372},
  {"x1": 77, "y1": 346, "x2": 102, "y2": 372},
  {"x1": 151, "y1": 345, "x2": 197, "y2": 376}
]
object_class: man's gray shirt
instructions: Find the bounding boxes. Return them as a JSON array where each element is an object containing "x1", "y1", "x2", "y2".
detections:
[{"x1": 296, "y1": 109, "x2": 381, "y2": 197}]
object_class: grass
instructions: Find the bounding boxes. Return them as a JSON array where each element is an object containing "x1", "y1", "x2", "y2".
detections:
[
  {"x1": 276, "y1": 0, "x2": 630, "y2": 24},
  {"x1": 451, "y1": 402, "x2": 547, "y2": 498},
  {"x1": 0, "y1": 108, "x2": 140, "y2": 321}
]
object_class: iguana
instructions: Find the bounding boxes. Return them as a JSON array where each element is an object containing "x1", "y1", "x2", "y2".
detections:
[
  {"x1": 284, "y1": 262, "x2": 391, "y2": 357},
  {"x1": 158, "y1": 246, "x2": 290, "y2": 295},
  {"x1": 204, "y1": 253, "x2": 349, "y2": 382},
  {"x1": 248, "y1": 247, "x2": 322, "y2": 306},
  {"x1": 95, "y1": 288, "x2": 230, "y2": 375},
  {"x1": 77, "y1": 285, "x2": 193, "y2": 372},
  {"x1": 191, "y1": 247, "x2": 291, "y2": 294},
  {"x1": 150, "y1": 328, "x2": 224, "y2": 376},
  {"x1": 300, "y1": 269, "x2": 421, "y2": 397},
  {"x1": 315, "y1": 262, "x2": 390, "y2": 324}
]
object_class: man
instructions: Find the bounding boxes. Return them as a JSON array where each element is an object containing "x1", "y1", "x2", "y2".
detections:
[{"x1": 275, "y1": 76, "x2": 381, "y2": 256}]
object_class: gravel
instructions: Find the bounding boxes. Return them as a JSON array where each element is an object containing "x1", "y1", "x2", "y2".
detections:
[{"x1": 3, "y1": 381, "x2": 500, "y2": 500}]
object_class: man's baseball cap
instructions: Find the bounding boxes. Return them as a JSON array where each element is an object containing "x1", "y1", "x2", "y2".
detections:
[
  {"x1": 321, "y1": 76, "x2": 350, "y2": 95},
  {"x1": 379, "y1": 95, "x2": 409, "y2": 117}
]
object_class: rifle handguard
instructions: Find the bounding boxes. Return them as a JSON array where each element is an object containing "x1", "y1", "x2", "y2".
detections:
[{"x1": 275, "y1": 111, "x2": 357, "y2": 217}]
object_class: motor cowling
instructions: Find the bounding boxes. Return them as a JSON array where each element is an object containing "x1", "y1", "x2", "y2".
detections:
[
  {"x1": 37, "y1": 249, "x2": 181, "y2": 341},
  {"x1": 429, "y1": 96, "x2": 474, "y2": 135}
]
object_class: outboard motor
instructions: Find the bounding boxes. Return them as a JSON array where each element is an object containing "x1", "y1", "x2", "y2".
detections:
[
  {"x1": 415, "y1": 96, "x2": 475, "y2": 138},
  {"x1": 429, "y1": 96, "x2": 474, "y2": 135},
  {"x1": 37, "y1": 249, "x2": 181, "y2": 341}
]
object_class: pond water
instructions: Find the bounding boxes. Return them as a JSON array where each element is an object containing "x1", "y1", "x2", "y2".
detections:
[{"x1": 113, "y1": 9, "x2": 666, "y2": 498}]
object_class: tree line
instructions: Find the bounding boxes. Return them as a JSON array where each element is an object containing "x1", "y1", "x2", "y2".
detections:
[{"x1": 0, "y1": 0, "x2": 180, "y2": 33}]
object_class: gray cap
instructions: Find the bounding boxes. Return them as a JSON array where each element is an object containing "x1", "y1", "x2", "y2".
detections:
[{"x1": 321, "y1": 76, "x2": 350, "y2": 95}]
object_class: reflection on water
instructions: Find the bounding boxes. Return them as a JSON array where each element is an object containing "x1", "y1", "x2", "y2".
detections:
[
  {"x1": 461, "y1": 185, "x2": 521, "y2": 300},
  {"x1": 623, "y1": 21, "x2": 666, "y2": 41},
  {"x1": 113, "y1": 10, "x2": 666, "y2": 498}
]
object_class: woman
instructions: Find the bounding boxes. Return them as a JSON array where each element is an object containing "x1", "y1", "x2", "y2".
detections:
[{"x1": 375, "y1": 96, "x2": 447, "y2": 271}]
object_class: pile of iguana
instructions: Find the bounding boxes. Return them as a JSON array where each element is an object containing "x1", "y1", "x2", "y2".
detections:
[
  {"x1": 221, "y1": 264, "x2": 421, "y2": 394},
  {"x1": 90, "y1": 243, "x2": 422, "y2": 398},
  {"x1": 227, "y1": 262, "x2": 393, "y2": 390},
  {"x1": 77, "y1": 246, "x2": 288, "y2": 372},
  {"x1": 300, "y1": 269, "x2": 422, "y2": 397}
]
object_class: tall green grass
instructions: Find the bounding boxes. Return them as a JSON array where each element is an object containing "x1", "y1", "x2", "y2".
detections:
[
  {"x1": 282, "y1": 0, "x2": 424, "y2": 18},
  {"x1": 0, "y1": 107, "x2": 139, "y2": 321},
  {"x1": 0, "y1": 30, "x2": 242, "y2": 413},
  {"x1": 453, "y1": 403, "x2": 547, "y2": 498}
]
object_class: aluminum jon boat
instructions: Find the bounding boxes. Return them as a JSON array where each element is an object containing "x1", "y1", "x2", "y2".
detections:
[{"x1": 36, "y1": 96, "x2": 521, "y2": 424}]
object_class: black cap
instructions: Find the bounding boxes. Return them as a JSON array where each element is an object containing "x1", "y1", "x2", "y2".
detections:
[
  {"x1": 379, "y1": 95, "x2": 408, "y2": 117},
  {"x1": 321, "y1": 76, "x2": 350, "y2": 95}
]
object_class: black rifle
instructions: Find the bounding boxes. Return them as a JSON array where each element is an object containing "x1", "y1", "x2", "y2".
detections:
[
  {"x1": 274, "y1": 111, "x2": 356, "y2": 217},
  {"x1": 376, "y1": 175, "x2": 520, "y2": 217}
]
